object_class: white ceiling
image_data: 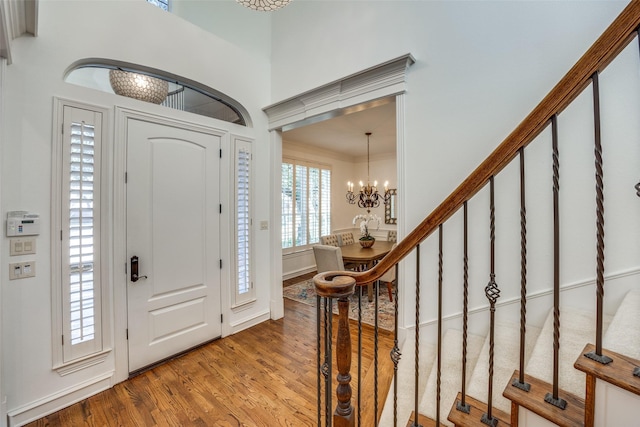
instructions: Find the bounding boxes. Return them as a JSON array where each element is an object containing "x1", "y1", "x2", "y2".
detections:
[{"x1": 282, "y1": 99, "x2": 396, "y2": 159}]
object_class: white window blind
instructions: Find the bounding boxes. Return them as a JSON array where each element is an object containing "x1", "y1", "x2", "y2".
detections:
[
  {"x1": 281, "y1": 159, "x2": 331, "y2": 251},
  {"x1": 68, "y1": 121, "x2": 96, "y2": 345},
  {"x1": 234, "y1": 137, "x2": 254, "y2": 306},
  {"x1": 56, "y1": 105, "x2": 105, "y2": 365}
]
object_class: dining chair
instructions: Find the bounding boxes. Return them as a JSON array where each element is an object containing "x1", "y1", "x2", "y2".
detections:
[
  {"x1": 313, "y1": 244, "x2": 345, "y2": 273},
  {"x1": 379, "y1": 243, "x2": 397, "y2": 301},
  {"x1": 387, "y1": 230, "x2": 397, "y2": 243},
  {"x1": 338, "y1": 232, "x2": 355, "y2": 246},
  {"x1": 320, "y1": 234, "x2": 339, "y2": 247}
]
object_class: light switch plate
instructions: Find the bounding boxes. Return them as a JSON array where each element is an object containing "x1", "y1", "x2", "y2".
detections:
[
  {"x1": 8, "y1": 261, "x2": 36, "y2": 280},
  {"x1": 260, "y1": 220, "x2": 269, "y2": 230},
  {"x1": 10, "y1": 237, "x2": 36, "y2": 256}
]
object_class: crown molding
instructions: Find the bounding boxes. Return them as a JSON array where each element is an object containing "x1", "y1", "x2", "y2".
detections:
[{"x1": 263, "y1": 53, "x2": 415, "y2": 131}]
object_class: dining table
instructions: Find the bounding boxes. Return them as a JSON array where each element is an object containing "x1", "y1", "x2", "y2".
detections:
[{"x1": 340, "y1": 240, "x2": 395, "y2": 302}]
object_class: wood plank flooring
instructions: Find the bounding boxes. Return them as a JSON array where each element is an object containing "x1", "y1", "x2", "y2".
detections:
[{"x1": 28, "y1": 277, "x2": 395, "y2": 426}]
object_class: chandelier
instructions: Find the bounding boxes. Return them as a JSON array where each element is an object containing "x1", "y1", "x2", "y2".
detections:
[
  {"x1": 346, "y1": 132, "x2": 391, "y2": 210},
  {"x1": 235, "y1": 0, "x2": 292, "y2": 11}
]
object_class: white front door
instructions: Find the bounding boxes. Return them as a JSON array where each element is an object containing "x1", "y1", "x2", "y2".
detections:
[{"x1": 126, "y1": 118, "x2": 221, "y2": 372}]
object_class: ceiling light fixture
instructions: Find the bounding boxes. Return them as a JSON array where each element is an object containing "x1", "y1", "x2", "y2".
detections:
[
  {"x1": 346, "y1": 132, "x2": 391, "y2": 211},
  {"x1": 235, "y1": 0, "x2": 292, "y2": 11},
  {"x1": 109, "y1": 70, "x2": 169, "y2": 104}
]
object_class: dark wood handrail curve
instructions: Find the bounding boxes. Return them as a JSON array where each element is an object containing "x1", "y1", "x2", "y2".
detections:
[{"x1": 314, "y1": 0, "x2": 640, "y2": 290}]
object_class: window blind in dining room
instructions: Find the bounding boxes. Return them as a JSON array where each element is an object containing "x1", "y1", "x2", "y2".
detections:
[{"x1": 281, "y1": 158, "x2": 331, "y2": 251}]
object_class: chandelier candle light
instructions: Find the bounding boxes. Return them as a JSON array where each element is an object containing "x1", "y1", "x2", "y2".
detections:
[{"x1": 346, "y1": 132, "x2": 391, "y2": 210}]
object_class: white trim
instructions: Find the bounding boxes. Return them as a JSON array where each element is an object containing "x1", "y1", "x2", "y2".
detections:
[
  {"x1": 0, "y1": 56, "x2": 5, "y2": 424},
  {"x1": 283, "y1": 266, "x2": 316, "y2": 281},
  {"x1": 230, "y1": 309, "x2": 271, "y2": 335},
  {"x1": 413, "y1": 266, "x2": 640, "y2": 329},
  {"x1": 270, "y1": 130, "x2": 285, "y2": 319},
  {"x1": 0, "y1": 1, "x2": 11, "y2": 63},
  {"x1": 7, "y1": 372, "x2": 113, "y2": 427},
  {"x1": 50, "y1": 98, "x2": 113, "y2": 369},
  {"x1": 263, "y1": 54, "x2": 415, "y2": 131}
]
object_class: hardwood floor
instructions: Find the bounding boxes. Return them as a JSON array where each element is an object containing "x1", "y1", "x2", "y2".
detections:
[{"x1": 28, "y1": 280, "x2": 395, "y2": 426}]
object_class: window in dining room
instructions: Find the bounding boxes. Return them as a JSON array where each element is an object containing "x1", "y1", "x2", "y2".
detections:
[{"x1": 281, "y1": 159, "x2": 331, "y2": 250}]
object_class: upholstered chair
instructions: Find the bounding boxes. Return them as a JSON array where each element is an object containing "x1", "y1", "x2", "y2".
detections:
[
  {"x1": 379, "y1": 243, "x2": 398, "y2": 301},
  {"x1": 338, "y1": 232, "x2": 355, "y2": 246},
  {"x1": 387, "y1": 230, "x2": 397, "y2": 243},
  {"x1": 313, "y1": 245, "x2": 345, "y2": 273},
  {"x1": 320, "y1": 234, "x2": 339, "y2": 247}
]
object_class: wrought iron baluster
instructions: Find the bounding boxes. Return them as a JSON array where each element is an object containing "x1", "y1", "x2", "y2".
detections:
[
  {"x1": 374, "y1": 281, "x2": 380, "y2": 426},
  {"x1": 358, "y1": 290, "x2": 362, "y2": 427},
  {"x1": 513, "y1": 148, "x2": 531, "y2": 392},
  {"x1": 323, "y1": 297, "x2": 334, "y2": 426},
  {"x1": 412, "y1": 245, "x2": 422, "y2": 427},
  {"x1": 457, "y1": 203, "x2": 471, "y2": 413},
  {"x1": 391, "y1": 263, "x2": 401, "y2": 427},
  {"x1": 482, "y1": 176, "x2": 500, "y2": 427},
  {"x1": 544, "y1": 115, "x2": 567, "y2": 410},
  {"x1": 584, "y1": 71, "x2": 613, "y2": 365},
  {"x1": 436, "y1": 225, "x2": 443, "y2": 425},
  {"x1": 318, "y1": 295, "x2": 323, "y2": 427}
]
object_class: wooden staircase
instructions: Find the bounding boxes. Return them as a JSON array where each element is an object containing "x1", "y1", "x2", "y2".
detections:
[
  {"x1": 314, "y1": 1, "x2": 640, "y2": 426},
  {"x1": 400, "y1": 290, "x2": 640, "y2": 427}
]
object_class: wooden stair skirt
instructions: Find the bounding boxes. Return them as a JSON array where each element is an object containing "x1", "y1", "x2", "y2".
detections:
[
  {"x1": 503, "y1": 371, "x2": 584, "y2": 427},
  {"x1": 574, "y1": 343, "x2": 640, "y2": 427},
  {"x1": 406, "y1": 393, "x2": 510, "y2": 427}
]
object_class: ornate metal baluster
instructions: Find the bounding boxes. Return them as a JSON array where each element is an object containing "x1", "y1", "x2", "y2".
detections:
[
  {"x1": 358, "y1": 290, "x2": 362, "y2": 427},
  {"x1": 412, "y1": 245, "x2": 422, "y2": 427},
  {"x1": 437, "y1": 225, "x2": 444, "y2": 425},
  {"x1": 513, "y1": 148, "x2": 531, "y2": 392},
  {"x1": 374, "y1": 281, "x2": 380, "y2": 425},
  {"x1": 318, "y1": 295, "x2": 323, "y2": 427},
  {"x1": 391, "y1": 263, "x2": 401, "y2": 426},
  {"x1": 584, "y1": 71, "x2": 613, "y2": 365},
  {"x1": 320, "y1": 297, "x2": 333, "y2": 426},
  {"x1": 482, "y1": 176, "x2": 500, "y2": 427},
  {"x1": 544, "y1": 115, "x2": 567, "y2": 409},
  {"x1": 457, "y1": 203, "x2": 471, "y2": 413}
]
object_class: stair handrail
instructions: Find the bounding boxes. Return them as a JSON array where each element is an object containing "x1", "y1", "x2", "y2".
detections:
[{"x1": 314, "y1": 0, "x2": 640, "y2": 291}]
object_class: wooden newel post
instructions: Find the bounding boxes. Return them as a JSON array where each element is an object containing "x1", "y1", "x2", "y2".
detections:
[
  {"x1": 334, "y1": 296, "x2": 355, "y2": 427},
  {"x1": 314, "y1": 273, "x2": 357, "y2": 427}
]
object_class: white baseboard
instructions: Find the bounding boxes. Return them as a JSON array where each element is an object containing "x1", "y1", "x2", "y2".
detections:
[
  {"x1": 283, "y1": 266, "x2": 316, "y2": 281},
  {"x1": 229, "y1": 309, "x2": 271, "y2": 335},
  {"x1": 7, "y1": 372, "x2": 114, "y2": 427}
]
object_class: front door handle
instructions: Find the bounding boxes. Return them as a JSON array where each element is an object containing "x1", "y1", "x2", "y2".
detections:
[{"x1": 131, "y1": 256, "x2": 148, "y2": 282}]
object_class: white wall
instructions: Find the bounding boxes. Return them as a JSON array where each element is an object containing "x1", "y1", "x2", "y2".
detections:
[
  {"x1": 270, "y1": 0, "x2": 638, "y2": 328},
  {"x1": 1, "y1": 1, "x2": 273, "y2": 424}
]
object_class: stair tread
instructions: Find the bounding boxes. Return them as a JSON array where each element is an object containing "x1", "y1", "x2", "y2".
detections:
[
  {"x1": 603, "y1": 290, "x2": 640, "y2": 360},
  {"x1": 574, "y1": 343, "x2": 640, "y2": 396},
  {"x1": 467, "y1": 320, "x2": 541, "y2": 414},
  {"x1": 379, "y1": 339, "x2": 437, "y2": 427},
  {"x1": 503, "y1": 370, "x2": 584, "y2": 427},
  {"x1": 447, "y1": 392, "x2": 511, "y2": 427},
  {"x1": 419, "y1": 329, "x2": 485, "y2": 426},
  {"x1": 406, "y1": 411, "x2": 439, "y2": 427},
  {"x1": 525, "y1": 306, "x2": 610, "y2": 399}
]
